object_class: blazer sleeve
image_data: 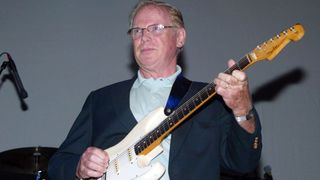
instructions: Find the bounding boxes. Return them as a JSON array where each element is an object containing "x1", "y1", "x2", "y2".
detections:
[
  {"x1": 219, "y1": 107, "x2": 262, "y2": 173},
  {"x1": 48, "y1": 92, "x2": 94, "y2": 180}
]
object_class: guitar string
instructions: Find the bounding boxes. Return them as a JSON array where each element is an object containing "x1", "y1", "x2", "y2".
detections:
[
  {"x1": 103, "y1": 55, "x2": 252, "y2": 177},
  {"x1": 134, "y1": 55, "x2": 251, "y2": 154}
]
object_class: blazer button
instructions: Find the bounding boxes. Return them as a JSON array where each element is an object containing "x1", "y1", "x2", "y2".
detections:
[{"x1": 253, "y1": 137, "x2": 259, "y2": 149}]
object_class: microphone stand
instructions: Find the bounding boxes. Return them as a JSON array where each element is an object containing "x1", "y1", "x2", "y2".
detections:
[
  {"x1": 0, "y1": 52, "x2": 29, "y2": 111},
  {"x1": 0, "y1": 59, "x2": 8, "y2": 75},
  {"x1": 0, "y1": 60, "x2": 9, "y2": 90}
]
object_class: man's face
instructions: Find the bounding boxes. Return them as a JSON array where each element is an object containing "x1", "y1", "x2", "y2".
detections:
[{"x1": 131, "y1": 5, "x2": 185, "y2": 75}]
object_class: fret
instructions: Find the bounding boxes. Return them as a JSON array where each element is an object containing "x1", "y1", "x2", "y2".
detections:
[
  {"x1": 174, "y1": 115, "x2": 181, "y2": 124},
  {"x1": 169, "y1": 113, "x2": 177, "y2": 126},
  {"x1": 181, "y1": 104, "x2": 190, "y2": 115},
  {"x1": 199, "y1": 89, "x2": 209, "y2": 100},
  {"x1": 176, "y1": 109, "x2": 184, "y2": 119},
  {"x1": 225, "y1": 62, "x2": 239, "y2": 74},
  {"x1": 238, "y1": 60, "x2": 245, "y2": 70},
  {"x1": 166, "y1": 116, "x2": 173, "y2": 127},
  {"x1": 138, "y1": 144, "x2": 143, "y2": 154},
  {"x1": 206, "y1": 83, "x2": 215, "y2": 95},
  {"x1": 155, "y1": 128, "x2": 162, "y2": 138},
  {"x1": 162, "y1": 120, "x2": 170, "y2": 131},
  {"x1": 193, "y1": 94, "x2": 202, "y2": 106},
  {"x1": 186, "y1": 100, "x2": 196, "y2": 111},
  {"x1": 234, "y1": 62, "x2": 241, "y2": 71},
  {"x1": 223, "y1": 56, "x2": 250, "y2": 75},
  {"x1": 144, "y1": 139, "x2": 149, "y2": 147},
  {"x1": 166, "y1": 115, "x2": 176, "y2": 125},
  {"x1": 167, "y1": 116, "x2": 173, "y2": 124},
  {"x1": 134, "y1": 144, "x2": 141, "y2": 154},
  {"x1": 148, "y1": 133, "x2": 156, "y2": 142},
  {"x1": 239, "y1": 57, "x2": 250, "y2": 69},
  {"x1": 142, "y1": 139, "x2": 148, "y2": 149},
  {"x1": 168, "y1": 120, "x2": 174, "y2": 127},
  {"x1": 224, "y1": 67, "x2": 233, "y2": 74},
  {"x1": 159, "y1": 122, "x2": 166, "y2": 134}
]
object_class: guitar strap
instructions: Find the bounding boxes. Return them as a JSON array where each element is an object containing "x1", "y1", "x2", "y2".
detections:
[{"x1": 164, "y1": 74, "x2": 192, "y2": 116}]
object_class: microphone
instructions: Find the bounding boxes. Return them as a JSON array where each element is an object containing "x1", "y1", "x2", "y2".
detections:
[{"x1": 6, "y1": 53, "x2": 28, "y2": 99}]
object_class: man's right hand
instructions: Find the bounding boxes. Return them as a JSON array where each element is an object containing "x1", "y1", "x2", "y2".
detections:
[{"x1": 76, "y1": 147, "x2": 109, "y2": 179}]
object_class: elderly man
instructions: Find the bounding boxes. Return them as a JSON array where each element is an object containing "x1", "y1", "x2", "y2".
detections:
[{"x1": 48, "y1": 1, "x2": 261, "y2": 180}]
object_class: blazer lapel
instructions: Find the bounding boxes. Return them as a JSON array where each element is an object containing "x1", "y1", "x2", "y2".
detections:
[
  {"x1": 168, "y1": 78, "x2": 196, "y2": 163},
  {"x1": 113, "y1": 77, "x2": 138, "y2": 131}
]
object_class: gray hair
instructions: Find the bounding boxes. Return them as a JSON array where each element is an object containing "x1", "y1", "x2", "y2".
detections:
[{"x1": 129, "y1": 0, "x2": 184, "y2": 28}]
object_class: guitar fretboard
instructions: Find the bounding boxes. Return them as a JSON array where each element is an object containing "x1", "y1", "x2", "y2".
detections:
[{"x1": 134, "y1": 55, "x2": 252, "y2": 155}]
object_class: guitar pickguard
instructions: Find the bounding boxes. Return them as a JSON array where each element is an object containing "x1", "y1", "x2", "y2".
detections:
[{"x1": 97, "y1": 107, "x2": 167, "y2": 180}]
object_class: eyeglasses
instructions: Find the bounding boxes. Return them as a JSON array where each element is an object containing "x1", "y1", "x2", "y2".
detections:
[{"x1": 127, "y1": 24, "x2": 177, "y2": 39}]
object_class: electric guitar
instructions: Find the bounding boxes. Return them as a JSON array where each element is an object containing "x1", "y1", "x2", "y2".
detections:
[{"x1": 95, "y1": 24, "x2": 305, "y2": 180}]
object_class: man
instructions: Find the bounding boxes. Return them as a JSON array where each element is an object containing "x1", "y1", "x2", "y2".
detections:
[{"x1": 48, "y1": 1, "x2": 261, "y2": 179}]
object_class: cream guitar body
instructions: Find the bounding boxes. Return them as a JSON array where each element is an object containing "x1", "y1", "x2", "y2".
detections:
[{"x1": 96, "y1": 107, "x2": 167, "y2": 180}]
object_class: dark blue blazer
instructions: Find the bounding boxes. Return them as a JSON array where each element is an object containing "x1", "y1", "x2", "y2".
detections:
[{"x1": 48, "y1": 76, "x2": 262, "y2": 180}]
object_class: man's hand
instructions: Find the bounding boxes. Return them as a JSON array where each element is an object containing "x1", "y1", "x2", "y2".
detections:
[
  {"x1": 76, "y1": 147, "x2": 109, "y2": 179},
  {"x1": 214, "y1": 59, "x2": 255, "y2": 133}
]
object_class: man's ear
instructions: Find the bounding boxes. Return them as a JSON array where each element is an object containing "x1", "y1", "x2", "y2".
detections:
[{"x1": 176, "y1": 28, "x2": 186, "y2": 48}]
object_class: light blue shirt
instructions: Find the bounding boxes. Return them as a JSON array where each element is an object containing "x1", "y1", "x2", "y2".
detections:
[{"x1": 130, "y1": 66, "x2": 182, "y2": 180}]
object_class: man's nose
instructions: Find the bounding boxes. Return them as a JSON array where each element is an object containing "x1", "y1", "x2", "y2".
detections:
[{"x1": 141, "y1": 29, "x2": 152, "y2": 41}]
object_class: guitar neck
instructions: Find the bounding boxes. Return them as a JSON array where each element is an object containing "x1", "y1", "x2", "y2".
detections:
[
  {"x1": 224, "y1": 55, "x2": 253, "y2": 74},
  {"x1": 134, "y1": 54, "x2": 254, "y2": 155}
]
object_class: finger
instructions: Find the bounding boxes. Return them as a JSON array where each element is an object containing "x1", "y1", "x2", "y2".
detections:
[
  {"x1": 88, "y1": 155, "x2": 108, "y2": 169},
  {"x1": 228, "y1": 59, "x2": 236, "y2": 68},
  {"x1": 85, "y1": 158, "x2": 107, "y2": 174},
  {"x1": 86, "y1": 147, "x2": 109, "y2": 166},
  {"x1": 214, "y1": 77, "x2": 230, "y2": 89},
  {"x1": 82, "y1": 148, "x2": 109, "y2": 173},
  {"x1": 232, "y1": 70, "x2": 247, "y2": 82},
  {"x1": 77, "y1": 160, "x2": 104, "y2": 179},
  {"x1": 217, "y1": 72, "x2": 238, "y2": 85}
]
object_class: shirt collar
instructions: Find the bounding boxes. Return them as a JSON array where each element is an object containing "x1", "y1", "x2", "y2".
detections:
[{"x1": 135, "y1": 65, "x2": 182, "y2": 88}]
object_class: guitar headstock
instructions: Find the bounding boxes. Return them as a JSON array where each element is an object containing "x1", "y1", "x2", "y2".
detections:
[{"x1": 249, "y1": 24, "x2": 305, "y2": 62}]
